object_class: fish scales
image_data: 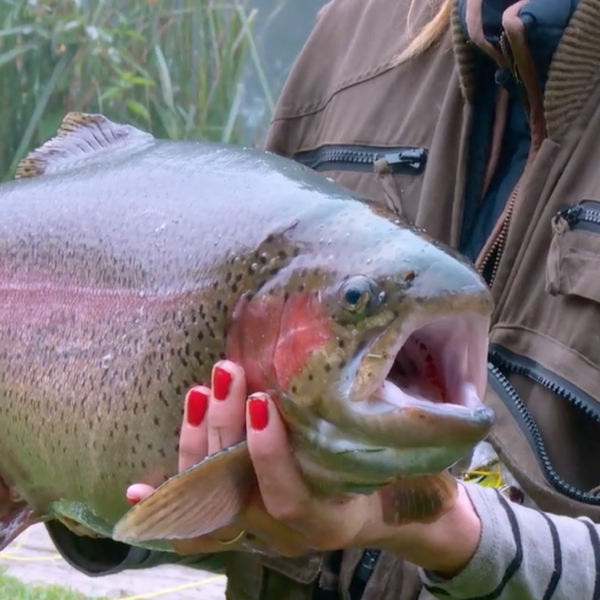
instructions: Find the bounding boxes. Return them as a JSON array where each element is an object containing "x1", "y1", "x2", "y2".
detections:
[
  {"x1": 0, "y1": 113, "x2": 495, "y2": 550},
  {"x1": 0, "y1": 141, "x2": 365, "y2": 523}
]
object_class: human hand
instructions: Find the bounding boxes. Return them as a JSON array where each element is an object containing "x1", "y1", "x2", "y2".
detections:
[{"x1": 125, "y1": 360, "x2": 482, "y2": 573}]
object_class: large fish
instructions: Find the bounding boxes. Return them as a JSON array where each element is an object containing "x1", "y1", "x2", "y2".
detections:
[{"x1": 0, "y1": 113, "x2": 494, "y2": 551}]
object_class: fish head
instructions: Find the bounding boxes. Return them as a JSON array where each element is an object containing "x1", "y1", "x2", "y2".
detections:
[{"x1": 228, "y1": 201, "x2": 494, "y2": 492}]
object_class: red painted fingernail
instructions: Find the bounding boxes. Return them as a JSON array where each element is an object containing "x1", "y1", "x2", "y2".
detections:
[
  {"x1": 187, "y1": 388, "x2": 209, "y2": 427},
  {"x1": 126, "y1": 493, "x2": 140, "y2": 506},
  {"x1": 249, "y1": 396, "x2": 269, "y2": 431},
  {"x1": 213, "y1": 365, "x2": 232, "y2": 401}
]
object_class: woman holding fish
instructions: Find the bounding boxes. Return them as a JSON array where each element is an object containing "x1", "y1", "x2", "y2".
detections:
[{"x1": 44, "y1": 0, "x2": 600, "y2": 598}]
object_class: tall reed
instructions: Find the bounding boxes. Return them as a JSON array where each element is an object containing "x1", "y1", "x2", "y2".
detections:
[{"x1": 0, "y1": 0, "x2": 274, "y2": 180}]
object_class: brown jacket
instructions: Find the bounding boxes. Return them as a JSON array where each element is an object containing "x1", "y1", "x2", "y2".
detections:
[{"x1": 221, "y1": 0, "x2": 600, "y2": 599}]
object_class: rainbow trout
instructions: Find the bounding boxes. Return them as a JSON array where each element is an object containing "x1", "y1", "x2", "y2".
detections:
[{"x1": 0, "y1": 113, "x2": 494, "y2": 551}]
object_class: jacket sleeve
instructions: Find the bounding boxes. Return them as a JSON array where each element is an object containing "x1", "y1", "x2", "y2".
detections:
[
  {"x1": 45, "y1": 519, "x2": 227, "y2": 577},
  {"x1": 420, "y1": 482, "x2": 600, "y2": 599}
]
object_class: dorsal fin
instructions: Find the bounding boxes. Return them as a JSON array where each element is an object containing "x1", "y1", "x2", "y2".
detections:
[{"x1": 15, "y1": 112, "x2": 154, "y2": 179}]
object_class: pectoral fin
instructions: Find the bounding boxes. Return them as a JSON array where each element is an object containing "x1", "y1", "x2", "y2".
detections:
[
  {"x1": 113, "y1": 441, "x2": 253, "y2": 544},
  {"x1": 378, "y1": 470, "x2": 458, "y2": 526}
]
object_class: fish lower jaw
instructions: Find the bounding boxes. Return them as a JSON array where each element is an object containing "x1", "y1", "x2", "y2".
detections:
[{"x1": 294, "y1": 425, "x2": 476, "y2": 494}]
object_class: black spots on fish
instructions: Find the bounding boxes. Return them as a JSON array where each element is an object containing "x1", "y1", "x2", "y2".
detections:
[
  {"x1": 177, "y1": 350, "x2": 188, "y2": 369},
  {"x1": 158, "y1": 391, "x2": 169, "y2": 408},
  {"x1": 338, "y1": 339, "x2": 346, "y2": 349},
  {"x1": 324, "y1": 363, "x2": 332, "y2": 373}
]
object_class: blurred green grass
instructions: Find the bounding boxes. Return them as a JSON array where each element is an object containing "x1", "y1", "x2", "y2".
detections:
[
  {"x1": 0, "y1": 568, "x2": 106, "y2": 600},
  {"x1": 0, "y1": 0, "x2": 276, "y2": 181}
]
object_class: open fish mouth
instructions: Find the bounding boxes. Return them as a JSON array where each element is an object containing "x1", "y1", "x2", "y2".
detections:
[{"x1": 336, "y1": 311, "x2": 494, "y2": 450}]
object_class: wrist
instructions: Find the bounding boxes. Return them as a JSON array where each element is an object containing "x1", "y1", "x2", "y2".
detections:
[{"x1": 375, "y1": 482, "x2": 481, "y2": 576}]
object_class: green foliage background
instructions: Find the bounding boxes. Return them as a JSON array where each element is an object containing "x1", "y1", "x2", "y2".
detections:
[{"x1": 0, "y1": 0, "x2": 275, "y2": 180}]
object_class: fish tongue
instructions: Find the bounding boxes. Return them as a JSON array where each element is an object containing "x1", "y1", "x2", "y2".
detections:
[
  {"x1": 377, "y1": 379, "x2": 415, "y2": 409},
  {"x1": 377, "y1": 379, "x2": 482, "y2": 411},
  {"x1": 456, "y1": 382, "x2": 481, "y2": 409}
]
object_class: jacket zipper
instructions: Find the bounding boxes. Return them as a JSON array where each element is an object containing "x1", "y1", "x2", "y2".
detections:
[
  {"x1": 499, "y1": 32, "x2": 520, "y2": 83},
  {"x1": 478, "y1": 183, "x2": 519, "y2": 286},
  {"x1": 293, "y1": 144, "x2": 427, "y2": 175},
  {"x1": 489, "y1": 344, "x2": 600, "y2": 504},
  {"x1": 477, "y1": 31, "x2": 528, "y2": 286},
  {"x1": 555, "y1": 200, "x2": 600, "y2": 233}
]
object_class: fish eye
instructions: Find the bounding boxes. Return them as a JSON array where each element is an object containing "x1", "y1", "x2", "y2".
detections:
[{"x1": 340, "y1": 275, "x2": 380, "y2": 316}]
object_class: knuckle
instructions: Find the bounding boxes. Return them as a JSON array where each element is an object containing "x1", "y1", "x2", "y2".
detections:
[{"x1": 268, "y1": 501, "x2": 307, "y2": 523}]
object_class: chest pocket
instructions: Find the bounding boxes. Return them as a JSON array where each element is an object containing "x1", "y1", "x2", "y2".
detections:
[
  {"x1": 293, "y1": 144, "x2": 428, "y2": 221},
  {"x1": 546, "y1": 199, "x2": 600, "y2": 304}
]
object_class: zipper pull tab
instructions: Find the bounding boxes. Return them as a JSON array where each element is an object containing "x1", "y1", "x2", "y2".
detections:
[
  {"x1": 555, "y1": 205, "x2": 583, "y2": 227},
  {"x1": 379, "y1": 148, "x2": 427, "y2": 175}
]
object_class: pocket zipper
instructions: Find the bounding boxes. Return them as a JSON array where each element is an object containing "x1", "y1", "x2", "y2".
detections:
[
  {"x1": 293, "y1": 144, "x2": 427, "y2": 175},
  {"x1": 489, "y1": 344, "x2": 600, "y2": 504},
  {"x1": 555, "y1": 200, "x2": 600, "y2": 233}
]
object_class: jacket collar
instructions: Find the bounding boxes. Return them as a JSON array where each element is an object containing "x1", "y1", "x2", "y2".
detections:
[{"x1": 452, "y1": 0, "x2": 598, "y2": 143}]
